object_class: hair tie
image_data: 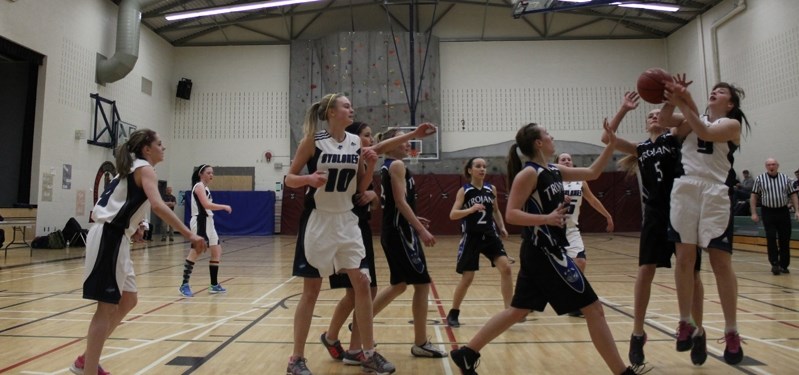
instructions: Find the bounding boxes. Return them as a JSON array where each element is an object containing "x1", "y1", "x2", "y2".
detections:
[
  {"x1": 129, "y1": 152, "x2": 136, "y2": 160},
  {"x1": 515, "y1": 146, "x2": 526, "y2": 160}
]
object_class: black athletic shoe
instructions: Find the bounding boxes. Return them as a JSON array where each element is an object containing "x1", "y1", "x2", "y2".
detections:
[
  {"x1": 628, "y1": 333, "x2": 647, "y2": 365},
  {"x1": 447, "y1": 309, "x2": 461, "y2": 328},
  {"x1": 772, "y1": 265, "x2": 781, "y2": 275},
  {"x1": 780, "y1": 267, "x2": 790, "y2": 274},
  {"x1": 722, "y1": 331, "x2": 744, "y2": 365},
  {"x1": 620, "y1": 364, "x2": 652, "y2": 375},
  {"x1": 676, "y1": 321, "x2": 696, "y2": 352},
  {"x1": 690, "y1": 330, "x2": 707, "y2": 366},
  {"x1": 451, "y1": 346, "x2": 480, "y2": 375}
]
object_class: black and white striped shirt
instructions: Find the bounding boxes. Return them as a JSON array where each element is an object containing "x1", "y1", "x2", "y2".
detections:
[{"x1": 752, "y1": 172, "x2": 798, "y2": 208}]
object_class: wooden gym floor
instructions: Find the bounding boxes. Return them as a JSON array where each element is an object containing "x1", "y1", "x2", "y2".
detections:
[{"x1": 0, "y1": 233, "x2": 797, "y2": 374}]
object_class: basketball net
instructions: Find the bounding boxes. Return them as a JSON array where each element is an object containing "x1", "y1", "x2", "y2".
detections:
[{"x1": 409, "y1": 147, "x2": 419, "y2": 165}]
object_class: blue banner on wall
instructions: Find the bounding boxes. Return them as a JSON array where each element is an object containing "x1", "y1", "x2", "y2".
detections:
[{"x1": 184, "y1": 191, "x2": 275, "y2": 236}]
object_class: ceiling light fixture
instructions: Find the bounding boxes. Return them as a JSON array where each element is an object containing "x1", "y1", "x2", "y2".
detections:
[
  {"x1": 612, "y1": 2, "x2": 680, "y2": 12},
  {"x1": 165, "y1": 0, "x2": 322, "y2": 21}
]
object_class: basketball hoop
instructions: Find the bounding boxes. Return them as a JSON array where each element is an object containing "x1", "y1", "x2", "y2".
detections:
[
  {"x1": 408, "y1": 140, "x2": 421, "y2": 165},
  {"x1": 409, "y1": 147, "x2": 419, "y2": 165}
]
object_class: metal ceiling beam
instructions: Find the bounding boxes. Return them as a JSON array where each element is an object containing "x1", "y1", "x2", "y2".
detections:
[
  {"x1": 292, "y1": 0, "x2": 336, "y2": 39},
  {"x1": 550, "y1": 17, "x2": 604, "y2": 38},
  {"x1": 381, "y1": 4, "x2": 410, "y2": 32},
  {"x1": 425, "y1": 3, "x2": 456, "y2": 33}
]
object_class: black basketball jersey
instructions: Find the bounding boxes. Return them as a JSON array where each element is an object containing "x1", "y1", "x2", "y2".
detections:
[
  {"x1": 381, "y1": 159, "x2": 415, "y2": 231},
  {"x1": 521, "y1": 162, "x2": 567, "y2": 248},
  {"x1": 636, "y1": 132, "x2": 683, "y2": 209},
  {"x1": 352, "y1": 183, "x2": 374, "y2": 222},
  {"x1": 461, "y1": 183, "x2": 497, "y2": 234}
]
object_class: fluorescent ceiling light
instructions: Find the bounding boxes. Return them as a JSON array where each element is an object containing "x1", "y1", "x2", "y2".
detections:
[
  {"x1": 165, "y1": 0, "x2": 321, "y2": 21},
  {"x1": 612, "y1": 2, "x2": 680, "y2": 12}
]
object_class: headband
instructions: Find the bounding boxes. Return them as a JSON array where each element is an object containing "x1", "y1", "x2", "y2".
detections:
[{"x1": 197, "y1": 164, "x2": 209, "y2": 176}]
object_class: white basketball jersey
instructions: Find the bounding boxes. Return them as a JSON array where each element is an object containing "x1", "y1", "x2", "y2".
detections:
[
  {"x1": 681, "y1": 116, "x2": 734, "y2": 184},
  {"x1": 306, "y1": 130, "x2": 361, "y2": 213},
  {"x1": 91, "y1": 159, "x2": 152, "y2": 238},
  {"x1": 563, "y1": 181, "x2": 583, "y2": 227},
  {"x1": 190, "y1": 182, "x2": 213, "y2": 217}
]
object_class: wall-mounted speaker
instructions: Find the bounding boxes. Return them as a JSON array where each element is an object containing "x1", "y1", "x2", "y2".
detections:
[{"x1": 176, "y1": 78, "x2": 192, "y2": 100}]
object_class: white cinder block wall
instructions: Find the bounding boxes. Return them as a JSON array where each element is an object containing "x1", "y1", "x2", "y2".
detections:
[
  {"x1": 0, "y1": 0, "x2": 176, "y2": 234},
  {"x1": 689, "y1": 0, "x2": 799, "y2": 175},
  {"x1": 1, "y1": 0, "x2": 797, "y2": 235}
]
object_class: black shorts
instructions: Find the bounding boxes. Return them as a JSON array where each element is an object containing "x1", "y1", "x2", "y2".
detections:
[
  {"x1": 292, "y1": 208, "x2": 321, "y2": 278},
  {"x1": 706, "y1": 209, "x2": 734, "y2": 254},
  {"x1": 330, "y1": 220, "x2": 378, "y2": 288},
  {"x1": 456, "y1": 231, "x2": 507, "y2": 274},
  {"x1": 640, "y1": 205, "x2": 675, "y2": 267},
  {"x1": 510, "y1": 240, "x2": 598, "y2": 315},
  {"x1": 380, "y1": 227, "x2": 431, "y2": 285}
]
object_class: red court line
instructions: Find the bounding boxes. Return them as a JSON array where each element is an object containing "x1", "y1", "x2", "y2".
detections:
[
  {"x1": 428, "y1": 279, "x2": 459, "y2": 350},
  {"x1": 0, "y1": 277, "x2": 235, "y2": 373},
  {"x1": 0, "y1": 338, "x2": 83, "y2": 373}
]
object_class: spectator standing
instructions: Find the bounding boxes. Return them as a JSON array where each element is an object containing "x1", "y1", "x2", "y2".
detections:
[{"x1": 161, "y1": 186, "x2": 177, "y2": 241}]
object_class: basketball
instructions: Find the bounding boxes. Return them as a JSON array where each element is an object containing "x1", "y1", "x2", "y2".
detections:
[{"x1": 636, "y1": 68, "x2": 673, "y2": 104}]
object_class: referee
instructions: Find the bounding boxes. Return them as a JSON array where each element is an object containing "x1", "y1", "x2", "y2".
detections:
[{"x1": 750, "y1": 158, "x2": 799, "y2": 275}]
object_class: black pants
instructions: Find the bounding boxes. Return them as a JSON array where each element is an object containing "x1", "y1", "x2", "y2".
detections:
[{"x1": 761, "y1": 206, "x2": 791, "y2": 268}]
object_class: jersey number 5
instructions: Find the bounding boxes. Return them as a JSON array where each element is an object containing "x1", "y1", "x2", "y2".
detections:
[{"x1": 697, "y1": 139, "x2": 714, "y2": 154}]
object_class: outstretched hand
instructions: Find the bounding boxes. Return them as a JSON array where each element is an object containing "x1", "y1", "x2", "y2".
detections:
[
  {"x1": 622, "y1": 91, "x2": 640, "y2": 111},
  {"x1": 413, "y1": 123, "x2": 437, "y2": 138},
  {"x1": 664, "y1": 73, "x2": 692, "y2": 105}
]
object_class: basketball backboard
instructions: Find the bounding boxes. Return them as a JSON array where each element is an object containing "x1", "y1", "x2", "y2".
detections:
[{"x1": 393, "y1": 126, "x2": 439, "y2": 161}]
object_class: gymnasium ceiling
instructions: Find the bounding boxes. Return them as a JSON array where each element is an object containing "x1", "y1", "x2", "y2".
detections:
[{"x1": 126, "y1": 0, "x2": 725, "y2": 47}]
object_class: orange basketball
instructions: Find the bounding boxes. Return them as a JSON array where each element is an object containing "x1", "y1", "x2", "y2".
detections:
[{"x1": 636, "y1": 68, "x2": 673, "y2": 104}]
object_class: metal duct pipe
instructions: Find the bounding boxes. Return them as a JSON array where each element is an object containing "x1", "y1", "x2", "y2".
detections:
[
  {"x1": 710, "y1": 0, "x2": 746, "y2": 83},
  {"x1": 96, "y1": 0, "x2": 159, "y2": 85}
]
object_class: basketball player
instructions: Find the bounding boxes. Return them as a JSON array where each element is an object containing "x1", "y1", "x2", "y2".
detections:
[
  {"x1": 451, "y1": 121, "x2": 647, "y2": 375},
  {"x1": 661, "y1": 76, "x2": 751, "y2": 365},
  {"x1": 71, "y1": 129, "x2": 206, "y2": 375},
  {"x1": 554, "y1": 152, "x2": 614, "y2": 317},
  {"x1": 286, "y1": 93, "x2": 393, "y2": 375},
  {"x1": 179, "y1": 164, "x2": 232, "y2": 297},
  {"x1": 603, "y1": 91, "x2": 705, "y2": 365},
  {"x1": 321, "y1": 121, "x2": 438, "y2": 365},
  {"x1": 368, "y1": 128, "x2": 448, "y2": 358},
  {"x1": 445, "y1": 157, "x2": 513, "y2": 328}
]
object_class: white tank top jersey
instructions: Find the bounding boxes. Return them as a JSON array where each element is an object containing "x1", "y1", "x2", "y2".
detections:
[
  {"x1": 91, "y1": 159, "x2": 152, "y2": 238},
  {"x1": 190, "y1": 182, "x2": 213, "y2": 217},
  {"x1": 681, "y1": 116, "x2": 735, "y2": 184},
  {"x1": 306, "y1": 130, "x2": 361, "y2": 213},
  {"x1": 563, "y1": 181, "x2": 583, "y2": 227}
]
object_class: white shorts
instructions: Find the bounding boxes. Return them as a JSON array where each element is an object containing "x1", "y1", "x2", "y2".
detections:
[
  {"x1": 563, "y1": 227, "x2": 585, "y2": 259},
  {"x1": 191, "y1": 216, "x2": 219, "y2": 246},
  {"x1": 304, "y1": 210, "x2": 365, "y2": 277},
  {"x1": 670, "y1": 176, "x2": 730, "y2": 248},
  {"x1": 83, "y1": 224, "x2": 137, "y2": 297}
]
